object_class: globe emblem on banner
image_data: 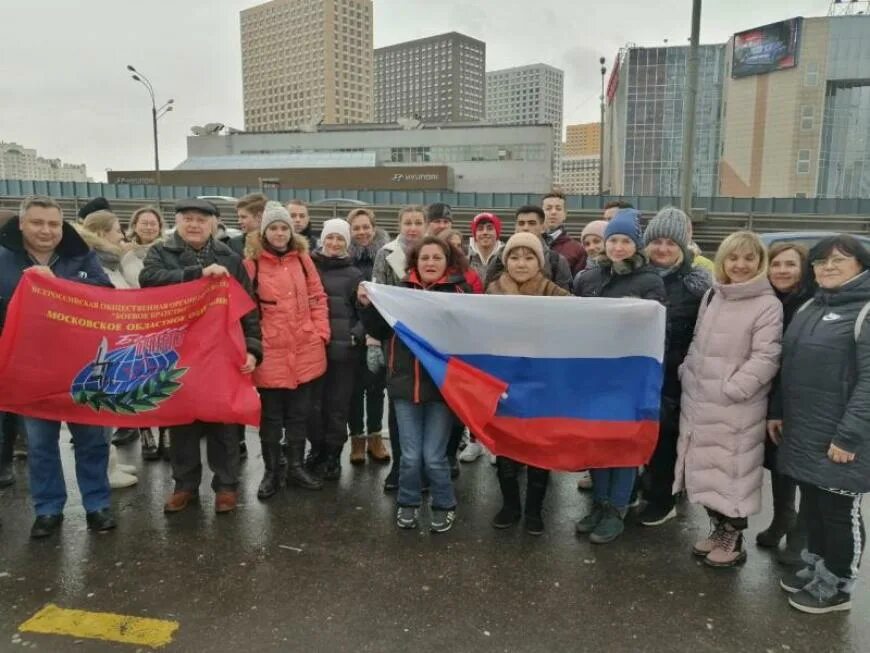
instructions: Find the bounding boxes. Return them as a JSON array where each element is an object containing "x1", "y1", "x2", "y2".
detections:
[{"x1": 71, "y1": 333, "x2": 188, "y2": 414}]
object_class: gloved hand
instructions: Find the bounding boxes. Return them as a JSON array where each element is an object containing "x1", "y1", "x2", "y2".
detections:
[{"x1": 367, "y1": 345, "x2": 385, "y2": 374}]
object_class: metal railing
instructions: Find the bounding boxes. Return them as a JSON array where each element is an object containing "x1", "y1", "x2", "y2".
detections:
[
  {"x1": 3, "y1": 196, "x2": 869, "y2": 257},
  {"x1": 2, "y1": 179, "x2": 870, "y2": 215}
]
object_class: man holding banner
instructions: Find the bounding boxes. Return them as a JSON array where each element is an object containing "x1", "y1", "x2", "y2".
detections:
[
  {"x1": 140, "y1": 198, "x2": 262, "y2": 515},
  {"x1": 0, "y1": 196, "x2": 115, "y2": 539}
]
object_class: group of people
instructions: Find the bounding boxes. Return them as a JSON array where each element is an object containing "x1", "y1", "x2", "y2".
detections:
[{"x1": 0, "y1": 191, "x2": 867, "y2": 616}]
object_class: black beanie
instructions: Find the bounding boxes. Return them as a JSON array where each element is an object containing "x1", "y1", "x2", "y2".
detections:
[{"x1": 78, "y1": 197, "x2": 111, "y2": 220}]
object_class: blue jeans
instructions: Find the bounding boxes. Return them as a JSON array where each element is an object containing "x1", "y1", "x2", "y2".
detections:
[
  {"x1": 24, "y1": 417, "x2": 110, "y2": 517},
  {"x1": 591, "y1": 467, "x2": 637, "y2": 511},
  {"x1": 393, "y1": 399, "x2": 456, "y2": 510}
]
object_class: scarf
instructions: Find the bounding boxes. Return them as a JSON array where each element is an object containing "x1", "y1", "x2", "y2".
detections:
[
  {"x1": 489, "y1": 272, "x2": 560, "y2": 297},
  {"x1": 598, "y1": 252, "x2": 648, "y2": 276},
  {"x1": 185, "y1": 238, "x2": 216, "y2": 266},
  {"x1": 264, "y1": 241, "x2": 290, "y2": 258},
  {"x1": 95, "y1": 247, "x2": 122, "y2": 271}
]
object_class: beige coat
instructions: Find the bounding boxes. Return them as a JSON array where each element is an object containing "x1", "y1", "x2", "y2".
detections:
[{"x1": 674, "y1": 274, "x2": 783, "y2": 518}]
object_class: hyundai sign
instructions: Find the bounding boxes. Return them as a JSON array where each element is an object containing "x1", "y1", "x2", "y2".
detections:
[{"x1": 732, "y1": 18, "x2": 802, "y2": 79}]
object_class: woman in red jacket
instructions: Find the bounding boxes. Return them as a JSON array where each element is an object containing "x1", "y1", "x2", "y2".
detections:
[{"x1": 244, "y1": 202, "x2": 330, "y2": 499}]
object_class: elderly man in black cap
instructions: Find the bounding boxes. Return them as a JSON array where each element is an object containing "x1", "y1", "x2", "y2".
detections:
[{"x1": 140, "y1": 198, "x2": 262, "y2": 515}]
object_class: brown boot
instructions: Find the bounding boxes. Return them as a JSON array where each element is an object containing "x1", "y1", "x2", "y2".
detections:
[
  {"x1": 215, "y1": 490, "x2": 238, "y2": 514},
  {"x1": 164, "y1": 490, "x2": 197, "y2": 513},
  {"x1": 349, "y1": 437, "x2": 367, "y2": 465},
  {"x1": 367, "y1": 433, "x2": 391, "y2": 463}
]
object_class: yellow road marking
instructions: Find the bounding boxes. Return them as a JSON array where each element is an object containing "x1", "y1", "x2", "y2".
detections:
[{"x1": 19, "y1": 603, "x2": 179, "y2": 649}]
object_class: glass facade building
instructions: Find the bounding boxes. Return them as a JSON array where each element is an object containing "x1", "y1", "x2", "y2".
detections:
[
  {"x1": 622, "y1": 45, "x2": 726, "y2": 197},
  {"x1": 817, "y1": 17, "x2": 870, "y2": 198}
]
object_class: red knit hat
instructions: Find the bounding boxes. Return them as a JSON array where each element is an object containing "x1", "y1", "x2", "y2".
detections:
[{"x1": 471, "y1": 213, "x2": 502, "y2": 239}]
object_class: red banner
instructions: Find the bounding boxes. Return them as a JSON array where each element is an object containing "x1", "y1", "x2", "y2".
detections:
[{"x1": 0, "y1": 272, "x2": 261, "y2": 426}]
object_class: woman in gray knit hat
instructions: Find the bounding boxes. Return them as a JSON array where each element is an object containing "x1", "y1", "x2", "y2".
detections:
[{"x1": 638, "y1": 207, "x2": 712, "y2": 527}]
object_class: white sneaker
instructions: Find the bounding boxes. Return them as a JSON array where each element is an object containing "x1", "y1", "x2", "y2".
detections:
[
  {"x1": 108, "y1": 445, "x2": 138, "y2": 489},
  {"x1": 576, "y1": 470, "x2": 593, "y2": 490},
  {"x1": 109, "y1": 469, "x2": 138, "y2": 489},
  {"x1": 118, "y1": 463, "x2": 138, "y2": 475},
  {"x1": 459, "y1": 441, "x2": 484, "y2": 462}
]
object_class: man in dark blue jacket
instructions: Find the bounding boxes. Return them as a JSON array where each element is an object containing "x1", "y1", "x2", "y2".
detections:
[{"x1": 0, "y1": 196, "x2": 116, "y2": 539}]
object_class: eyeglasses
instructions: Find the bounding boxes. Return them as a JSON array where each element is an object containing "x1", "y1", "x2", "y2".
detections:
[{"x1": 811, "y1": 255, "x2": 856, "y2": 268}]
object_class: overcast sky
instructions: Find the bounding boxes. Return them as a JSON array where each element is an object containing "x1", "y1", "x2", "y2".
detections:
[{"x1": 3, "y1": 0, "x2": 832, "y2": 181}]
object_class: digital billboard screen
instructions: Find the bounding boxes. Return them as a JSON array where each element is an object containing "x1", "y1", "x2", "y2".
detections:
[{"x1": 732, "y1": 17, "x2": 802, "y2": 78}]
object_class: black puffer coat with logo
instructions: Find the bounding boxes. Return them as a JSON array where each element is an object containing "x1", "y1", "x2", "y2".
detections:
[{"x1": 775, "y1": 271, "x2": 870, "y2": 493}]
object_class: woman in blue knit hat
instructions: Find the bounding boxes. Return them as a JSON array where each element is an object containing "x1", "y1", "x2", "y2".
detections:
[{"x1": 573, "y1": 208, "x2": 666, "y2": 544}]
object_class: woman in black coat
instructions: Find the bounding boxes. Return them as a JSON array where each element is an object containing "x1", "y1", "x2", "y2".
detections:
[
  {"x1": 306, "y1": 219, "x2": 365, "y2": 479},
  {"x1": 638, "y1": 208, "x2": 712, "y2": 527},
  {"x1": 346, "y1": 208, "x2": 392, "y2": 464},
  {"x1": 758, "y1": 242, "x2": 810, "y2": 562},
  {"x1": 772, "y1": 235, "x2": 870, "y2": 614}
]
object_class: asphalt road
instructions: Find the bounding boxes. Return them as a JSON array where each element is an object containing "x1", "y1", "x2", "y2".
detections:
[{"x1": 0, "y1": 431, "x2": 867, "y2": 652}]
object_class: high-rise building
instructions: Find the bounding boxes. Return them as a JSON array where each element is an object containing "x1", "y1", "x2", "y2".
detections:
[
  {"x1": 719, "y1": 15, "x2": 870, "y2": 198},
  {"x1": 603, "y1": 44, "x2": 726, "y2": 197},
  {"x1": 374, "y1": 32, "x2": 486, "y2": 123},
  {"x1": 0, "y1": 142, "x2": 89, "y2": 181},
  {"x1": 240, "y1": 0, "x2": 373, "y2": 131},
  {"x1": 486, "y1": 64, "x2": 564, "y2": 184},
  {"x1": 560, "y1": 155, "x2": 600, "y2": 195},
  {"x1": 565, "y1": 122, "x2": 600, "y2": 156}
]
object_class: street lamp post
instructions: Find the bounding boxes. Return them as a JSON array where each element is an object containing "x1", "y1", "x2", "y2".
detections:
[
  {"x1": 680, "y1": 0, "x2": 702, "y2": 213},
  {"x1": 127, "y1": 65, "x2": 173, "y2": 203},
  {"x1": 599, "y1": 57, "x2": 607, "y2": 198}
]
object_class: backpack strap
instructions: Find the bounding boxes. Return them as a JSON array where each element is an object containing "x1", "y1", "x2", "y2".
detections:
[{"x1": 855, "y1": 300, "x2": 870, "y2": 342}]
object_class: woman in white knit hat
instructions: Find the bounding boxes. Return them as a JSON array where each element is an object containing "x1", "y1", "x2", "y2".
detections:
[
  {"x1": 244, "y1": 202, "x2": 330, "y2": 499},
  {"x1": 305, "y1": 219, "x2": 366, "y2": 480}
]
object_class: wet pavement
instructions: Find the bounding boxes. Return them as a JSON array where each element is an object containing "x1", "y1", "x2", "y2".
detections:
[{"x1": 0, "y1": 429, "x2": 868, "y2": 652}]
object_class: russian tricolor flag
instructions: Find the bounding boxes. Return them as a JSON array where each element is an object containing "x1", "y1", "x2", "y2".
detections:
[{"x1": 364, "y1": 283, "x2": 666, "y2": 472}]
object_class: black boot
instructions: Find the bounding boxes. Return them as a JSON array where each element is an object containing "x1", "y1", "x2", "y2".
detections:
[
  {"x1": 778, "y1": 505, "x2": 808, "y2": 567},
  {"x1": 257, "y1": 441, "x2": 283, "y2": 500},
  {"x1": 384, "y1": 435, "x2": 402, "y2": 492},
  {"x1": 112, "y1": 427, "x2": 138, "y2": 446},
  {"x1": 492, "y1": 458, "x2": 522, "y2": 529},
  {"x1": 304, "y1": 442, "x2": 325, "y2": 474},
  {"x1": 0, "y1": 416, "x2": 15, "y2": 488},
  {"x1": 525, "y1": 467, "x2": 549, "y2": 536},
  {"x1": 159, "y1": 428, "x2": 171, "y2": 461},
  {"x1": 140, "y1": 428, "x2": 161, "y2": 461},
  {"x1": 286, "y1": 442, "x2": 323, "y2": 490},
  {"x1": 321, "y1": 445, "x2": 343, "y2": 481},
  {"x1": 757, "y1": 471, "x2": 797, "y2": 548},
  {"x1": 238, "y1": 425, "x2": 248, "y2": 462}
]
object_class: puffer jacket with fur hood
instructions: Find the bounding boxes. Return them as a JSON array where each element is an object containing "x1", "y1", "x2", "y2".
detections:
[
  {"x1": 244, "y1": 234, "x2": 330, "y2": 389},
  {"x1": 75, "y1": 225, "x2": 135, "y2": 289}
]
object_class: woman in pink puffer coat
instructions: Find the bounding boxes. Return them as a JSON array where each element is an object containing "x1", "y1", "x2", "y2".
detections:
[{"x1": 675, "y1": 231, "x2": 782, "y2": 568}]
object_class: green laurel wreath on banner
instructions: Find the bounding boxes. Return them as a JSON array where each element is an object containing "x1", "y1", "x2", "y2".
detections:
[{"x1": 72, "y1": 363, "x2": 189, "y2": 414}]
